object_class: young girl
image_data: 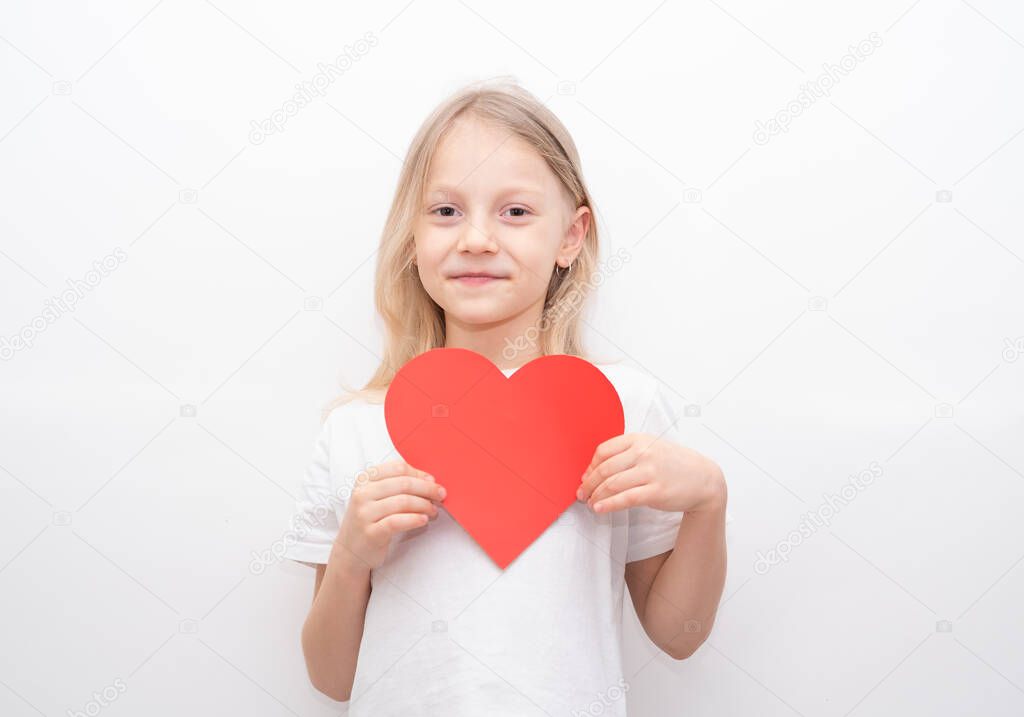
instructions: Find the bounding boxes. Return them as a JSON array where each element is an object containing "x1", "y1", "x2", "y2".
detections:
[{"x1": 283, "y1": 79, "x2": 731, "y2": 716}]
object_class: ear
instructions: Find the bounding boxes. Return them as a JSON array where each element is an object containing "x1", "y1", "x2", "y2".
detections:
[{"x1": 558, "y1": 205, "x2": 590, "y2": 267}]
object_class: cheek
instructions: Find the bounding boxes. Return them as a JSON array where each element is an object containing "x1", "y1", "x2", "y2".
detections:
[
  {"x1": 510, "y1": 237, "x2": 559, "y2": 281},
  {"x1": 412, "y1": 231, "x2": 447, "y2": 271}
]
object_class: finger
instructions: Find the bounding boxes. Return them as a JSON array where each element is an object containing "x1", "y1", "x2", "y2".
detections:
[
  {"x1": 376, "y1": 512, "x2": 431, "y2": 534},
  {"x1": 579, "y1": 448, "x2": 637, "y2": 501},
  {"x1": 364, "y1": 493, "x2": 438, "y2": 523},
  {"x1": 591, "y1": 485, "x2": 653, "y2": 514},
  {"x1": 369, "y1": 460, "x2": 433, "y2": 482},
  {"x1": 588, "y1": 466, "x2": 648, "y2": 507},
  {"x1": 365, "y1": 475, "x2": 446, "y2": 503},
  {"x1": 582, "y1": 435, "x2": 633, "y2": 479}
]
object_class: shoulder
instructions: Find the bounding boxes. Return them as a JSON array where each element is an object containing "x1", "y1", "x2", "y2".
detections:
[
  {"x1": 313, "y1": 394, "x2": 389, "y2": 485},
  {"x1": 590, "y1": 360, "x2": 660, "y2": 403},
  {"x1": 320, "y1": 393, "x2": 386, "y2": 442},
  {"x1": 588, "y1": 360, "x2": 664, "y2": 431}
]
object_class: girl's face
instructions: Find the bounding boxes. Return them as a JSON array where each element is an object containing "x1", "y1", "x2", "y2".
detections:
[{"x1": 413, "y1": 115, "x2": 589, "y2": 332}]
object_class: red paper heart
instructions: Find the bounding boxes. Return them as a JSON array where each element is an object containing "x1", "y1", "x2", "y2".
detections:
[{"x1": 384, "y1": 348, "x2": 624, "y2": 568}]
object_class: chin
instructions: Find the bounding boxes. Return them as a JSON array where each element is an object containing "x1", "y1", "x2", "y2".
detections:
[{"x1": 447, "y1": 307, "x2": 512, "y2": 326}]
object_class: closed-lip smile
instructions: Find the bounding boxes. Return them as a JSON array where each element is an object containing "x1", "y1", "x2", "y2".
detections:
[{"x1": 449, "y1": 272, "x2": 507, "y2": 280}]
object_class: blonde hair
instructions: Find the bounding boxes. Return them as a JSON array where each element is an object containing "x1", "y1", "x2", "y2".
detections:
[{"x1": 323, "y1": 78, "x2": 606, "y2": 420}]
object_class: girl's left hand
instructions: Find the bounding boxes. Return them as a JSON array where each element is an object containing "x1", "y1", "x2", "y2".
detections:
[{"x1": 577, "y1": 432, "x2": 725, "y2": 515}]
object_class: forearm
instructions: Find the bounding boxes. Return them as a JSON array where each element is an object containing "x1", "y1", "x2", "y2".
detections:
[
  {"x1": 646, "y1": 470, "x2": 728, "y2": 659},
  {"x1": 300, "y1": 544, "x2": 372, "y2": 701}
]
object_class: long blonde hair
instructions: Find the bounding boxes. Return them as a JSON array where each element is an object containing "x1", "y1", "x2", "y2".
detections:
[{"x1": 324, "y1": 78, "x2": 605, "y2": 419}]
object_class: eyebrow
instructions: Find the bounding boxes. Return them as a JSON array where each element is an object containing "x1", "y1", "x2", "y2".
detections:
[{"x1": 423, "y1": 184, "x2": 545, "y2": 202}]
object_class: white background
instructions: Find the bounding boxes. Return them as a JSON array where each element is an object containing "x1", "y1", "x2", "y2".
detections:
[{"x1": 2, "y1": 1, "x2": 1023, "y2": 715}]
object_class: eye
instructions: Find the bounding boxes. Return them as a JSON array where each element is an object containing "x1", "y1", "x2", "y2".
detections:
[
  {"x1": 430, "y1": 206, "x2": 460, "y2": 218},
  {"x1": 503, "y1": 206, "x2": 531, "y2": 218}
]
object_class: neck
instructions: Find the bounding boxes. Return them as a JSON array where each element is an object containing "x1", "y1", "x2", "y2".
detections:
[{"x1": 443, "y1": 298, "x2": 546, "y2": 370}]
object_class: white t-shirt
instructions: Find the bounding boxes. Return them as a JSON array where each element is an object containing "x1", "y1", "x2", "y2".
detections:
[{"x1": 283, "y1": 361, "x2": 733, "y2": 716}]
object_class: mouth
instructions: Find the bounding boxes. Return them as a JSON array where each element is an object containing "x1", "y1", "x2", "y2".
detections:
[{"x1": 448, "y1": 272, "x2": 508, "y2": 285}]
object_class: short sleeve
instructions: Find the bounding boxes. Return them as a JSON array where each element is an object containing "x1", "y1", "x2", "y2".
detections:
[
  {"x1": 626, "y1": 380, "x2": 735, "y2": 563},
  {"x1": 281, "y1": 416, "x2": 345, "y2": 569},
  {"x1": 626, "y1": 381, "x2": 686, "y2": 563}
]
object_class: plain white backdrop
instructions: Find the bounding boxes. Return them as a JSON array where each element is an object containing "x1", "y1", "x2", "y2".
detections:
[{"x1": 2, "y1": 1, "x2": 1023, "y2": 715}]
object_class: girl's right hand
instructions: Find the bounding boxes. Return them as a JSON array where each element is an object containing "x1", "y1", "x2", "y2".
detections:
[{"x1": 333, "y1": 459, "x2": 446, "y2": 573}]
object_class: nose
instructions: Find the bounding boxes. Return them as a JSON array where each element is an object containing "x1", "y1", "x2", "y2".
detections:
[{"x1": 455, "y1": 217, "x2": 499, "y2": 255}]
